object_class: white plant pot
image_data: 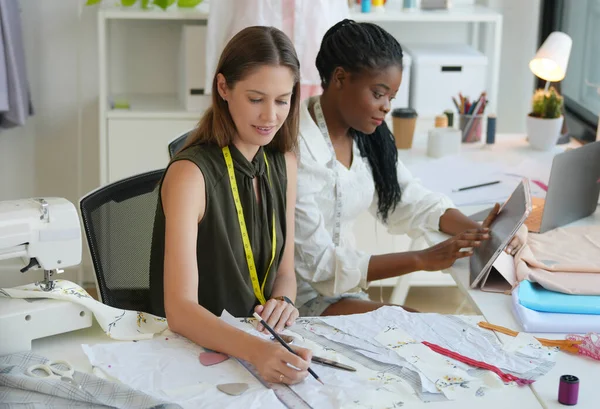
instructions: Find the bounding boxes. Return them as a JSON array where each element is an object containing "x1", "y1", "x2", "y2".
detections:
[{"x1": 526, "y1": 115, "x2": 564, "y2": 151}]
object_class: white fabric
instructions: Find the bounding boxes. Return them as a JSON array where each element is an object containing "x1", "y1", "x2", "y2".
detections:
[
  {"x1": 319, "y1": 306, "x2": 556, "y2": 380},
  {"x1": 204, "y1": 0, "x2": 349, "y2": 93},
  {"x1": 82, "y1": 312, "x2": 424, "y2": 409},
  {"x1": 0, "y1": 280, "x2": 168, "y2": 341},
  {"x1": 0, "y1": 352, "x2": 179, "y2": 409},
  {"x1": 294, "y1": 97, "x2": 455, "y2": 307}
]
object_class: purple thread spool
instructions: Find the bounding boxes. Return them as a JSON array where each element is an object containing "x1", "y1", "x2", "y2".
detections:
[{"x1": 558, "y1": 375, "x2": 579, "y2": 405}]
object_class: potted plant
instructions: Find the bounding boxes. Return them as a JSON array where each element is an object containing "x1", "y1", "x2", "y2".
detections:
[{"x1": 526, "y1": 86, "x2": 564, "y2": 150}]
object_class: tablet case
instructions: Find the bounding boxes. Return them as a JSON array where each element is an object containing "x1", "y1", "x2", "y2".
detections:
[{"x1": 469, "y1": 178, "x2": 532, "y2": 291}]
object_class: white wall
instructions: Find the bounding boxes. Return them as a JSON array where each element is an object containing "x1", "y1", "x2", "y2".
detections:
[
  {"x1": 0, "y1": 0, "x2": 99, "y2": 287},
  {"x1": 478, "y1": 0, "x2": 541, "y2": 133}
]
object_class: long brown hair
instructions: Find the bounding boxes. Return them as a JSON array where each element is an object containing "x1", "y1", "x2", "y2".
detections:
[{"x1": 182, "y1": 26, "x2": 300, "y2": 153}]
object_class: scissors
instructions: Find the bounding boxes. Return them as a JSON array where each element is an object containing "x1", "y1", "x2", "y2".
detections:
[{"x1": 26, "y1": 360, "x2": 79, "y2": 387}]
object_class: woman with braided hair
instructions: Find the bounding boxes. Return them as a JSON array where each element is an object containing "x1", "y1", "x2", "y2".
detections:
[{"x1": 294, "y1": 20, "x2": 520, "y2": 316}]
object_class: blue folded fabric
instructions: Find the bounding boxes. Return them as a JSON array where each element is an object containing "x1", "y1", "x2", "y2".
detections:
[{"x1": 518, "y1": 280, "x2": 600, "y2": 315}]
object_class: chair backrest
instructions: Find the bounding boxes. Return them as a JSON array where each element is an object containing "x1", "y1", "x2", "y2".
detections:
[
  {"x1": 168, "y1": 130, "x2": 192, "y2": 159},
  {"x1": 80, "y1": 169, "x2": 164, "y2": 312}
]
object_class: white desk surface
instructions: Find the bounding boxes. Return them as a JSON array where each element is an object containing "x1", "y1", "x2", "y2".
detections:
[
  {"x1": 398, "y1": 131, "x2": 582, "y2": 168},
  {"x1": 448, "y1": 209, "x2": 600, "y2": 409},
  {"x1": 406, "y1": 132, "x2": 598, "y2": 408},
  {"x1": 31, "y1": 320, "x2": 544, "y2": 409},
  {"x1": 25, "y1": 134, "x2": 593, "y2": 409}
]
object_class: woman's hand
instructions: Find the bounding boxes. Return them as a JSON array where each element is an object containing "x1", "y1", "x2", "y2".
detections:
[
  {"x1": 506, "y1": 223, "x2": 528, "y2": 255},
  {"x1": 254, "y1": 298, "x2": 299, "y2": 333},
  {"x1": 481, "y1": 202, "x2": 528, "y2": 256},
  {"x1": 416, "y1": 228, "x2": 490, "y2": 271},
  {"x1": 250, "y1": 341, "x2": 312, "y2": 384}
]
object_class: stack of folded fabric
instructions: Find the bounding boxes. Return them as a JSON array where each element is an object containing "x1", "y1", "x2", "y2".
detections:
[
  {"x1": 511, "y1": 226, "x2": 600, "y2": 333},
  {"x1": 512, "y1": 280, "x2": 600, "y2": 333}
]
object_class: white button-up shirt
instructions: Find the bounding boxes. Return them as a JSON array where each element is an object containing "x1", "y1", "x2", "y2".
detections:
[{"x1": 294, "y1": 97, "x2": 455, "y2": 308}]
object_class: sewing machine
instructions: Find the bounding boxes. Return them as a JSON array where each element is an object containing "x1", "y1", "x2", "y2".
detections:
[{"x1": 0, "y1": 198, "x2": 92, "y2": 356}]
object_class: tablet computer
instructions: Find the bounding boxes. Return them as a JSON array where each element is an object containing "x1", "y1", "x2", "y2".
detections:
[{"x1": 469, "y1": 179, "x2": 532, "y2": 289}]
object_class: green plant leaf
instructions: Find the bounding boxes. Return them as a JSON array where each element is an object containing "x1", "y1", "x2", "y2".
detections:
[
  {"x1": 153, "y1": 0, "x2": 176, "y2": 9},
  {"x1": 120, "y1": 0, "x2": 138, "y2": 6},
  {"x1": 85, "y1": 0, "x2": 103, "y2": 5},
  {"x1": 178, "y1": 0, "x2": 202, "y2": 7},
  {"x1": 531, "y1": 86, "x2": 563, "y2": 119}
]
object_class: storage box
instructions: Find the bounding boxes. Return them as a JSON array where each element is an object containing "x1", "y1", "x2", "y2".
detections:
[
  {"x1": 404, "y1": 43, "x2": 487, "y2": 117},
  {"x1": 179, "y1": 25, "x2": 208, "y2": 112}
]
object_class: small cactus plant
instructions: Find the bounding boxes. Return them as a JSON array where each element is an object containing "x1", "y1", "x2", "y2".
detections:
[{"x1": 530, "y1": 86, "x2": 563, "y2": 119}]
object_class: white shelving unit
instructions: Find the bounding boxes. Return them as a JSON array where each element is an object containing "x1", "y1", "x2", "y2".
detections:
[
  {"x1": 98, "y1": 3, "x2": 502, "y2": 185},
  {"x1": 97, "y1": 4, "x2": 503, "y2": 302}
]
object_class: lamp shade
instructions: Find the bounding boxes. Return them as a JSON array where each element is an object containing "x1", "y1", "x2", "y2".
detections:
[{"x1": 529, "y1": 31, "x2": 572, "y2": 82}]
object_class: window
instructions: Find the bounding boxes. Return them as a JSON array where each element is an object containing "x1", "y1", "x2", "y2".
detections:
[{"x1": 542, "y1": 0, "x2": 599, "y2": 142}]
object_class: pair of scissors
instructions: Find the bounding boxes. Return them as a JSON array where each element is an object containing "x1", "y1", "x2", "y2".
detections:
[
  {"x1": 26, "y1": 360, "x2": 79, "y2": 387},
  {"x1": 26, "y1": 360, "x2": 97, "y2": 403}
]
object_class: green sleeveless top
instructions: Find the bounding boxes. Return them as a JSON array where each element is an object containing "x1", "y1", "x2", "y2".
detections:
[{"x1": 149, "y1": 143, "x2": 287, "y2": 318}]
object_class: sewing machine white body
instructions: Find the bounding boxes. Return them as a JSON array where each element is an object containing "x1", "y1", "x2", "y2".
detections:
[{"x1": 0, "y1": 198, "x2": 92, "y2": 356}]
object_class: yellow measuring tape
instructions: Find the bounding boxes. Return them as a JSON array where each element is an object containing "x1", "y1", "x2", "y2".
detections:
[{"x1": 222, "y1": 146, "x2": 276, "y2": 305}]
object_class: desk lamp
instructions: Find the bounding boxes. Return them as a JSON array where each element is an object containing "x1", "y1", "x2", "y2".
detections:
[
  {"x1": 527, "y1": 32, "x2": 572, "y2": 147},
  {"x1": 529, "y1": 31, "x2": 572, "y2": 91}
]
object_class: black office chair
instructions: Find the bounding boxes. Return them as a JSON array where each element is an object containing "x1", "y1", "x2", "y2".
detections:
[
  {"x1": 168, "y1": 130, "x2": 192, "y2": 159},
  {"x1": 80, "y1": 169, "x2": 164, "y2": 312}
]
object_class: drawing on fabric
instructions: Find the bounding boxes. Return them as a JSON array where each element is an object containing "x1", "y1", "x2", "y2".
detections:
[
  {"x1": 435, "y1": 375, "x2": 470, "y2": 391},
  {"x1": 136, "y1": 312, "x2": 147, "y2": 327},
  {"x1": 60, "y1": 286, "x2": 93, "y2": 299},
  {"x1": 107, "y1": 311, "x2": 126, "y2": 334}
]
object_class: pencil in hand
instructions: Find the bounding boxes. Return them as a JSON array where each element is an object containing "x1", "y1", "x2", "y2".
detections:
[{"x1": 252, "y1": 312, "x2": 324, "y2": 385}]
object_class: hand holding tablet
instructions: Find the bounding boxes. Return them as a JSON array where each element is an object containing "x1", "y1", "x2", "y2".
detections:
[
  {"x1": 469, "y1": 179, "x2": 533, "y2": 290},
  {"x1": 416, "y1": 228, "x2": 491, "y2": 272}
]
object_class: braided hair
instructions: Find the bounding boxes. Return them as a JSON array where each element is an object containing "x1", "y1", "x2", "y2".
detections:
[{"x1": 315, "y1": 19, "x2": 403, "y2": 223}]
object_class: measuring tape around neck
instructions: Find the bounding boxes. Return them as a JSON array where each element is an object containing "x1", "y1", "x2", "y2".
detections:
[
  {"x1": 222, "y1": 146, "x2": 276, "y2": 305},
  {"x1": 313, "y1": 98, "x2": 342, "y2": 246}
]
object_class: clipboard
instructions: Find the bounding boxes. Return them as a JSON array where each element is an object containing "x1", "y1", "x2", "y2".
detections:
[{"x1": 469, "y1": 179, "x2": 532, "y2": 291}]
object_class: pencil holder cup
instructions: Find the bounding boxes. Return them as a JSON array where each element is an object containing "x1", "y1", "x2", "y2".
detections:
[{"x1": 459, "y1": 114, "x2": 483, "y2": 143}]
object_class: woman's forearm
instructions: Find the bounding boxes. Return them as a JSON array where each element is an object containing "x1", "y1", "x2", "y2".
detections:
[
  {"x1": 438, "y1": 208, "x2": 480, "y2": 236},
  {"x1": 270, "y1": 272, "x2": 297, "y2": 303},
  {"x1": 166, "y1": 300, "x2": 264, "y2": 361},
  {"x1": 366, "y1": 251, "x2": 424, "y2": 282}
]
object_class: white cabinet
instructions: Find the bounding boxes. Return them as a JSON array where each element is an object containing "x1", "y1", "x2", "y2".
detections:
[{"x1": 107, "y1": 119, "x2": 197, "y2": 183}]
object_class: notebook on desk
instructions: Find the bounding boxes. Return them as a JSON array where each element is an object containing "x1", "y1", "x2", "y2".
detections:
[{"x1": 470, "y1": 141, "x2": 600, "y2": 234}]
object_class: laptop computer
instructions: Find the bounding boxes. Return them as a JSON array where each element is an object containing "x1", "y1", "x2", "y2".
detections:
[
  {"x1": 470, "y1": 179, "x2": 532, "y2": 290},
  {"x1": 470, "y1": 141, "x2": 600, "y2": 234}
]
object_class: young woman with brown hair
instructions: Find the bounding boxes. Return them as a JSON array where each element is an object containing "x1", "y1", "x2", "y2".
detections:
[{"x1": 149, "y1": 26, "x2": 311, "y2": 385}]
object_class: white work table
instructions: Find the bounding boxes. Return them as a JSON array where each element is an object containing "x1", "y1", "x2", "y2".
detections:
[
  {"x1": 434, "y1": 133, "x2": 598, "y2": 409},
  {"x1": 448, "y1": 208, "x2": 600, "y2": 409},
  {"x1": 398, "y1": 131, "x2": 599, "y2": 408},
  {"x1": 30, "y1": 318, "x2": 544, "y2": 409},
  {"x1": 22, "y1": 133, "x2": 596, "y2": 409}
]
